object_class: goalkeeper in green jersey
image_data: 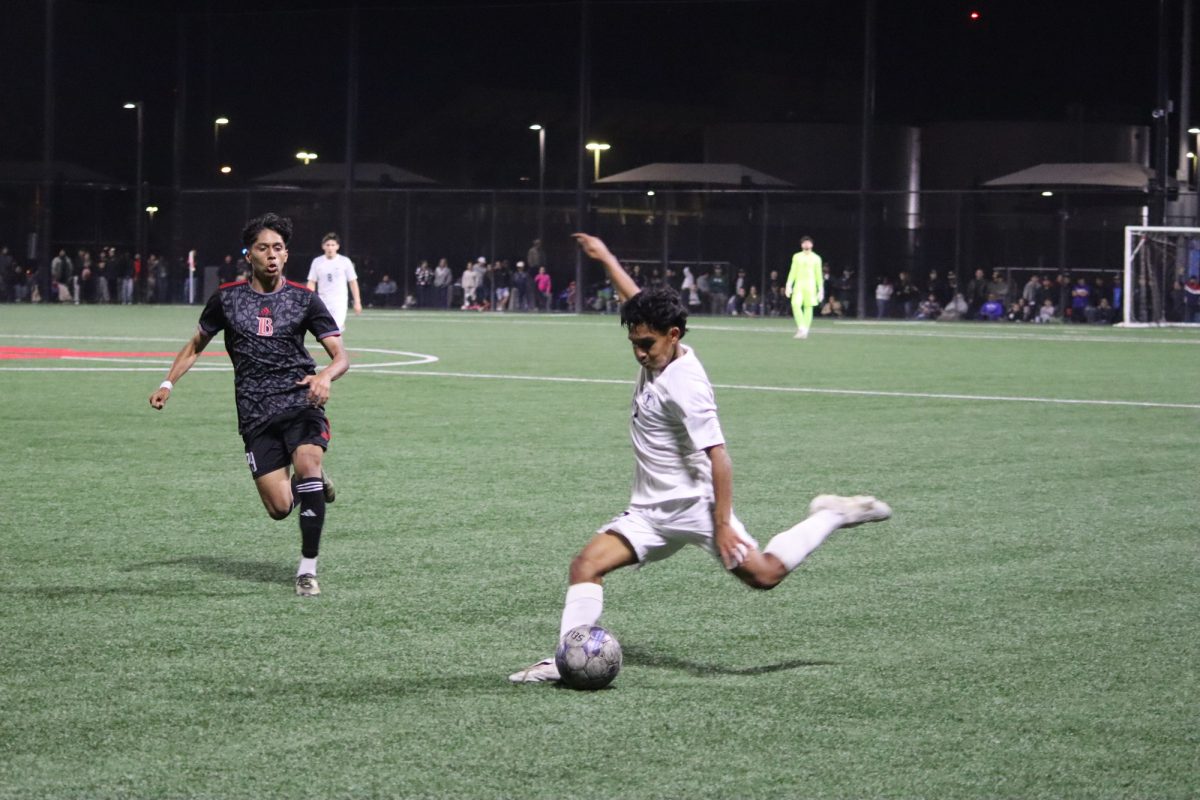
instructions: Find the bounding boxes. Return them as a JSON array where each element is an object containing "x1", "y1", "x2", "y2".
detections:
[{"x1": 785, "y1": 236, "x2": 823, "y2": 339}]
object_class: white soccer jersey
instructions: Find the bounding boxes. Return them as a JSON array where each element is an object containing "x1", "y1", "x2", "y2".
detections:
[
  {"x1": 628, "y1": 343, "x2": 725, "y2": 506},
  {"x1": 307, "y1": 254, "x2": 357, "y2": 329}
]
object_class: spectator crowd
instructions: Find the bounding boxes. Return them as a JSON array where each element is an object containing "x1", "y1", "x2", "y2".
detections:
[{"x1": 6, "y1": 238, "x2": 1198, "y2": 324}]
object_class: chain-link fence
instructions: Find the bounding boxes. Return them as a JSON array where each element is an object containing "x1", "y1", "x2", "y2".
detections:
[{"x1": 3, "y1": 180, "x2": 1196, "y2": 316}]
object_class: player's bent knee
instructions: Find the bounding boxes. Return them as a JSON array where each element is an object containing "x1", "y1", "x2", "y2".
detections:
[{"x1": 568, "y1": 553, "x2": 602, "y2": 584}]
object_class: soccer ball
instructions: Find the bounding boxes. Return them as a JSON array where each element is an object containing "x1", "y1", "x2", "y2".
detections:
[{"x1": 555, "y1": 624, "x2": 623, "y2": 690}]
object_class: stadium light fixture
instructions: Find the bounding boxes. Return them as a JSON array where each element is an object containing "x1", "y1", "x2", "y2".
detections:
[
  {"x1": 214, "y1": 117, "x2": 229, "y2": 171},
  {"x1": 145, "y1": 205, "x2": 159, "y2": 220},
  {"x1": 296, "y1": 151, "x2": 318, "y2": 165},
  {"x1": 124, "y1": 102, "x2": 146, "y2": 258},
  {"x1": 1041, "y1": 191, "x2": 1054, "y2": 197},
  {"x1": 586, "y1": 141, "x2": 611, "y2": 181},
  {"x1": 220, "y1": 165, "x2": 233, "y2": 174}
]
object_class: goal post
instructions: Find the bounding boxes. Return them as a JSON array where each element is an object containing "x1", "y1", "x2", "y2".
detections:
[{"x1": 1121, "y1": 226, "x2": 1200, "y2": 326}]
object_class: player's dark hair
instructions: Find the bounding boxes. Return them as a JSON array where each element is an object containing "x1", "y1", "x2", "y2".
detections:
[
  {"x1": 620, "y1": 286, "x2": 688, "y2": 339},
  {"x1": 242, "y1": 213, "x2": 293, "y2": 248},
  {"x1": 322, "y1": 232, "x2": 340, "y2": 244},
  {"x1": 800, "y1": 235, "x2": 813, "y2": 245}
]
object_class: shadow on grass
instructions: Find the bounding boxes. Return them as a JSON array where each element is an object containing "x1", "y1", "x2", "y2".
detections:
[
  {"x1": 622, "y1": 644, "x2": 834, "y2": 676},
  {"x1": 126, "y1": 555, "x2": 287, "y2": 585}
]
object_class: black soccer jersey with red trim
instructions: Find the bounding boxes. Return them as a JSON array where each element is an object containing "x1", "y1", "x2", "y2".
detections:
[{"x1": 198, "y1": 280, "x2": 340, "y2": 436}]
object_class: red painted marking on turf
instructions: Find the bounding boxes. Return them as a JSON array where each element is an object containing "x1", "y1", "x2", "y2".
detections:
[{"x1": 0, "y1": 346, "x2": 226, "y2": 361}]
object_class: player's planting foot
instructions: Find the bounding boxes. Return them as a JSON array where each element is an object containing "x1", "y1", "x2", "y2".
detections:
[
  {"x1": 793, "y1": 329, "x2": 808, "y2": 339},
  {"x1": 808, "y1": 494, "x2": 892, "y2": 527},
  {"x1": 508, "y1": 658, "x2": 560, "y2": 684},
  {"x1": 295, "y1": 573, "x2": 321, "y2": 597},
  {"x1": 321, "y1": 468, "x2": 336, "y2": 504}
]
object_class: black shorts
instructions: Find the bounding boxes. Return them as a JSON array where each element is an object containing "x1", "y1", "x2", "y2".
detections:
[{"x1": 242, "y1": 407, "x2": 331, "y2": 478}]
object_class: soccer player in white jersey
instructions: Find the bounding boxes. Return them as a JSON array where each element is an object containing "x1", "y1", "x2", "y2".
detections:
[
  {"x1": 509, "y1": 233, "x2": 892, "y2": 684},
  {"x1": 307, "y1": 232, "x2": 362, "y2": 331}
]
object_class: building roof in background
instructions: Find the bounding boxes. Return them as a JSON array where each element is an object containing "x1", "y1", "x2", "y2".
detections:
[
  {"x1": 251, "y1": 162, "x2": 437, "y2": 186},
  {"x1": 595, "y1": 163, "x2": 792, "y2": 187},
  {"x1": 983, "y1": 162, "x2": 1152, "y2": 189}
]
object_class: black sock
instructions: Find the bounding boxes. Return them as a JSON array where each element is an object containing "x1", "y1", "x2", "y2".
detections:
[{"x1": 294, "y1": 475, "x2": 326, "y2": 559}]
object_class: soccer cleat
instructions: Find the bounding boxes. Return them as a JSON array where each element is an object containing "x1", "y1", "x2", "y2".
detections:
[
  {"x1": 321, "y1": 468, "x2": 336, "y2": 504},
  {"x1": 808, "y1": 494, "x2": 892, "y2": 528},
  {"x1": 295, "y1": 573, "x2": 321, "y2": 597},
  {"x1": 793, "y1": 329, "x2": 809, "y2": 339},
  {"x1": 508, "y1": 658, "x2": 561, "y2": 684}
]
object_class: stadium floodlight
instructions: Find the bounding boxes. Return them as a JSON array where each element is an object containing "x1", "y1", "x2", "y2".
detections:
[
  {"x1": 124, "y1": 101, "x2": 145, "y2": 258},
  {"x1": 586, "y1": 141, "x2": 611, "y2": 181},
  {"x1": 296, "y1": 151, "x2": 318, "y2": 165},
  {"x1": 219, "y1": 166, "x2": 232, "y2": 174}
]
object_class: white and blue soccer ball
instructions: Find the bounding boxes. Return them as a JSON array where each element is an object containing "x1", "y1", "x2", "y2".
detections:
[{"x1": 555, "y1": 624, "x2": 623, "y2": 690}]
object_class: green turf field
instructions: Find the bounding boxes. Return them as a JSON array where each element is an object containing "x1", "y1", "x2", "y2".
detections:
[{"x1": 2, "y1": 305, "x2": 1197, "y2": 799}]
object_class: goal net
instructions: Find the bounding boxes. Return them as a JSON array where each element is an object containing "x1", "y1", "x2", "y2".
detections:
[{"x1": 1122, "y1": 226, "x2": 1200, "y2": 325}]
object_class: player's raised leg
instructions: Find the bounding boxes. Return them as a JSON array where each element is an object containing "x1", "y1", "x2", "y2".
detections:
[
  {"x1": 509, "y1": 531, "x2": 639, "y2": 684},
  {"x1": 730, "y1": 495, "x2": 891, "y2": 590}
]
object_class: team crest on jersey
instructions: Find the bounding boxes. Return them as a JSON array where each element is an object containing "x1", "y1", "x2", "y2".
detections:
[{"x1": 257, "y1": 306, "x2": 273, "y2": 336}]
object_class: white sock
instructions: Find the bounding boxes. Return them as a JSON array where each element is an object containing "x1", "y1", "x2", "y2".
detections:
[
  {"x1": 762, "y1": 509, "x2": 842, "y2": 572},
  {"x1": 559, "y1": 582, "x2": 603, "y2": 638},
  {"x1": 297, "y1": 557, "x2": 318, "y2": 577}
]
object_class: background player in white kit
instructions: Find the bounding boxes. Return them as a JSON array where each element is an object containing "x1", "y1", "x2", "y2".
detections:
[
  {"x1": 509, "y1": 233, "x2": 892, "y2": 684},
  {"x1": 307, "y1": 232, "x2": 362, "y2": 330}
]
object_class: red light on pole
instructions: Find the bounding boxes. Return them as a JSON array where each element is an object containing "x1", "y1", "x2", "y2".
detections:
[{"x1": 969, "y1": 10, "x2": 981, "y2": 21}]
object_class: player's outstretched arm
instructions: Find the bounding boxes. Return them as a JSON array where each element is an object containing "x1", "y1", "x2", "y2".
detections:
[
  {"x1": 149, "y1": 328, "x2": 215, "y2": 409},
  {"x1": 297, "y1": 334, "x2": 349, "y2": 407},
  {"x1": 572, "y1": 233, "x2": 640, "y2": 302},
  {"x1": 705, "y1": 443, "x2": 749, "y2": 570}
]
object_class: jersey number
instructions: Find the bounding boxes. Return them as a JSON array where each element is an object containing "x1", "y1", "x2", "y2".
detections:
[{"x1": 257, "y1": 317, "x2": 273, "y2": 336}]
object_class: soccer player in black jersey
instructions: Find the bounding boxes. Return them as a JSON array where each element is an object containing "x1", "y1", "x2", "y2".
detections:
[{"x1": 149, "y1": 213, "x2": 349, "y2": 596}]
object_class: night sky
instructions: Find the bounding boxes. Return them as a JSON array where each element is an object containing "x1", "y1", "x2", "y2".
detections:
[{"x1": 0, "y1": 0, "x2": 1174, "y2": 189}]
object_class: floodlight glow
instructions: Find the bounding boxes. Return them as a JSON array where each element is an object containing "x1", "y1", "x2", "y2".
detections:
[
  {"x1": 123, "y1": 102, "x2": 137, "y2": 109},
  {"x1": 295, "y1": 151, "x2": 318, "y2": 164},
  {"x1": 1189, "y1": 127, "x2": 1200, "y2": 134},
  {"x1": 1041, "y1": 191, "x2": 1054, "y2": 197},
  {"x1": 529, "y1": 124, "x2": 543, "y2": 131},
  {"x1": 220, "y1": 165, "x2": 233, "y2": 174},
  {"x1": 215, "y1": 117, "x2": 229, "y2": 126},
  {"x1": 585, "y1": 142, "x2": 611, "y2": 152},
  {"x1": 647, "y1": 190, "x2": 656, "y2": 196}
]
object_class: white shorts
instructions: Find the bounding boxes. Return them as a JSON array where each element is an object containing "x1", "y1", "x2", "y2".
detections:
[{"x1": 599, "y1": 496, "x2": 758, "y2": 568}]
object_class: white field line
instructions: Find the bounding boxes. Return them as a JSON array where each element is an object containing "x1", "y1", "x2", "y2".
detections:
[
  {"x1": 3, "y1": 323, "x2": 1200, "y2": 346},
  {"x1": 1, "y1": 332, "x2": 1195, "y2": 409},
  {"x1": 357, "y1": 368, "x2": 1200, "y2": 411},
  {"x1": 343, "y1": 314, "x2": 1200, "y2": 345}
]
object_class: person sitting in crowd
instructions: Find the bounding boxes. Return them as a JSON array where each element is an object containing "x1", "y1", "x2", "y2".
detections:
[
  {"x1": 978, "y1": 292, "x2": 1005, "y2": 321},
  {"x1": 373, "y1": 274, "x2": 398, "y2": 307},
  {"x1": 915, "y1": 292, "x2": 942, "y2": 320}
]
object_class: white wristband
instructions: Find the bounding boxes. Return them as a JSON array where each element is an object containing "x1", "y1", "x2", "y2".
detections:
[{"x1": 159, "y1": 380, "x2": 174, "y2": 391}]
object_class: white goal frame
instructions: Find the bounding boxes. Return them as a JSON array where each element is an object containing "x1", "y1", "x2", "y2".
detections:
[{"x1": 1121, "y1": 225, "x2": 1200, "y2": 326}]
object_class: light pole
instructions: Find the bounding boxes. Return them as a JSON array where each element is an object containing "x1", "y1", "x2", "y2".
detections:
[
  {"x1": 124, "y1": 101, "x2": 144, "y2": 257},
  {"x1": 146, "y1": 205, "x2": 159, "y2": 250},
  {"x1": 296, "y1": 151, "x2": 319, "y2": 165},
  {"x1": 1190, "y1": 127, "x2": 1200, "y2": 188},
  {"x1": 530, "y1": 124, "x2": 546, "y2": 242},
  {"x1": 586, "y1": 141, "x2": 610, "y2": 182},
  {"x1": 214, "y1": 117, "x2": 228, "y2": 175}
]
